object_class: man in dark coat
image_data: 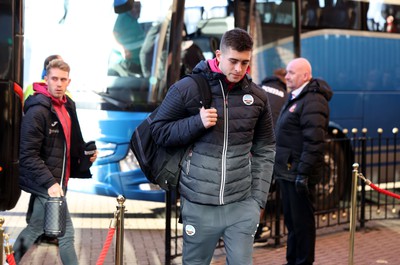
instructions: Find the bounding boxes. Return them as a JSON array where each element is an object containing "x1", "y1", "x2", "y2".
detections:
[
  {"x1": 274, "y1": 57, "x2": 333, "y2": 265},
  {"x1": 13, "y1": 59, "x2": 97, "y2": 264},
  {"x1": 255, "y1": 68, "x2": 288, "y2": 242}
]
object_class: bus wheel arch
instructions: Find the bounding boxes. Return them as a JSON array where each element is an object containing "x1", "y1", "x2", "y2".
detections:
[{"x1": 315, "y1": 125, "x2": 354, "y2": 211}]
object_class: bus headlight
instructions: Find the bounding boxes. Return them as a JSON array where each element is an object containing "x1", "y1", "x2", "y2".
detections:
[{"x1": 119, "y1": 149, "x2": 140, "y2": 172}]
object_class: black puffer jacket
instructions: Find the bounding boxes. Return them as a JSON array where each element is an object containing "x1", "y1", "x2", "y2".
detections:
[
  {"x1": 150, "y1": 60, "x2": 276, "y2": 208},
  {"x1": 19, "y1": 94, "x2": 91, "y2": 196},
  {"x1": 274, "y1": 78, "x2": 333, "y2": 184}
]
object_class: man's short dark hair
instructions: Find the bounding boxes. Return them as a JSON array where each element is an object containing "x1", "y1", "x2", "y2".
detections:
[
  {"x1": 44, "y1": 55, "x2": 62, "y2": 70},
  {"x1": 220, "y1": 28, "x2": 253, "y2": 52}
]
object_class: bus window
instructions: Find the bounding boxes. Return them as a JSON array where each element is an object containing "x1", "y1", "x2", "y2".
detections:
[
  {"x1": 300, "y1": 0, "x2": 400, "y2": 32},
  {"x1": 252, "y1": 0, "x2": 400, "y2": 210},
  {"x1": 23, "y1": 0, "x2": 233, "y2": 202},
  {"x1": 254, "y1": 0, "x2": 400, "y2": 135},
  {"x1": 252, "y1": 1, "x2": 298, "y2": 80}
]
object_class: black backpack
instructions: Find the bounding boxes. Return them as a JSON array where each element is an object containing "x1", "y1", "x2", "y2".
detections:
[{"x1": 129, "y1": 73, "x2": 211, "y2": 191}]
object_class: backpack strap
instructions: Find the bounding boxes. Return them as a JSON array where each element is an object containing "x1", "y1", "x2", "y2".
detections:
[{"x1": 185, "y1": 73, "x2": 212, "y2": 109}]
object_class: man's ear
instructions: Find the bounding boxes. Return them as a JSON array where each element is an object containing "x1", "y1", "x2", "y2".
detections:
[
  {"x1": 215, "y1": 50, "x2": 221, "y2": 63},
  {"x1": 303, "y1": 72, "x2": 310, "y2": 82}
]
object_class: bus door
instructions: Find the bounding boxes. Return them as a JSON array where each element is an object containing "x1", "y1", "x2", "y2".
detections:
[
  {"x1": 250, "y1": 0, "x2": 300, "y2": 84},
  {"x1": 0, "y1": 0, "x2": 23, "y2": 211}
]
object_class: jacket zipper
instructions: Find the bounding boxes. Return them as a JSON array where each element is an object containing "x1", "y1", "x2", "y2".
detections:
[
  {"x1": 53, "y1": 106, "x2": 68, "y2": 193},
  {"x1": 61, "y1": 142, "x2": 67, "y2": 193},
  {"x1": 219, "y1": 80, "x2": 228, "y2": 205}
]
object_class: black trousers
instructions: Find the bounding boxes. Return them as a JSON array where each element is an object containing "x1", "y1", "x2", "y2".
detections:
[{"x1": 277, "y1": 179, "x2": 316, "y2": 265}]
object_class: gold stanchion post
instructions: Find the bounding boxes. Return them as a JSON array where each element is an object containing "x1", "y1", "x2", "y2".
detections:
[
  {"x1": 349, "y1": 163, "x2": 359, "y2": 265},
  {"x1": 115, "y1": 195, "x2": 126, "y2": 265},
  {"x1": 4, "y1": 233, "x2": 13, "y2": 259}
]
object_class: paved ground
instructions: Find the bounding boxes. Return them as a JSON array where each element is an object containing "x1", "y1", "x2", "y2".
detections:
[{"x1": 1, "y1": 189, "x2": 400, "y2": 265}]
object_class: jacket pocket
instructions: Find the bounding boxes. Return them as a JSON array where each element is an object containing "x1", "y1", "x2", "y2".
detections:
[{"x1": 275, "y1": 148, "x2": 298, "y2": 173}]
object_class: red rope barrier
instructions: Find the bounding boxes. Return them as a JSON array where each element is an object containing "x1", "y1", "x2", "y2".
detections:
[
  {"x1": 358, "y1": 173, "x2": 400, "y2": 200},
  {"x1": 6, "y1": 253, "x2": 16, "y2": 265},
  {"x1": 369, "y1": 183, "x2": 400, "y2": 200},
  {"x1": 96, "y1": 227, "x2": 116, "y2": 265}
]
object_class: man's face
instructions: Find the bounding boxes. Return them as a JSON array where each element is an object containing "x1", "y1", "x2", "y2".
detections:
[
  {"x1": 131, "y1": 2, "x2": 141, "y2": 19},
  {"x1": 285, "y1": 62, "x2": 307, "y2": 91},
  {"x1": 216, "y1": 47, "x2": 251, "y2": 83},
  {"x1": 45, "y1": 68, "x2": 70, "y2": 99}
]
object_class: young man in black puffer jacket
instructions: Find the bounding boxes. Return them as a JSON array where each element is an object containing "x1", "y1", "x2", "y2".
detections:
[
  {"x1": 150, "y1": 28, "x2": 276, "y2": 265},
  {"x1": 13, "y1": 59, "x2": 97, "y2": 265}
]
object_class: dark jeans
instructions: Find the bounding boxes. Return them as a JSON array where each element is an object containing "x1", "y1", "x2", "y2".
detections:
[
  {"x1": 13, "y1": 195, "x2": 78, "y2": 265},
  {"x1": 277, "y1": 179, "x2": 316, "y2": 265}
]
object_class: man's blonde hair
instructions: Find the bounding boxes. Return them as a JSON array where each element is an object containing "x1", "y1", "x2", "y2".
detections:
[{"x1": 46, "y1": 59, "x2": 70, "y2": 75}]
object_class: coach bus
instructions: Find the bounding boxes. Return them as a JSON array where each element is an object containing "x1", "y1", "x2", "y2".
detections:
[
  {"x1": 9, "y1": 0, "x2": 400, "y2": 207},
  {"x1": 0, "y1": 0, "x2": 23, "y2": 211},
  {"x1": 252, "y1": 0, "x2": 400, "y2": 206},
  {"x1": 255, "y1": 0, "x2": 400, "y2": 137}
]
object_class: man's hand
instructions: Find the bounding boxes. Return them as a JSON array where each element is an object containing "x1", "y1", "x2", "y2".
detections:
[
  {"x1": 48, "y1": 183, "x2": 64, "y2": 197},
  {"x1": 295, "y1": 175, "x2": 309, "y2": 195},
  {"x1": 200, "y1": 107, "x2": 217, "y2": 129},
  {"x1": 90, "y1": 150, "x2": 98, "y2": 163}
]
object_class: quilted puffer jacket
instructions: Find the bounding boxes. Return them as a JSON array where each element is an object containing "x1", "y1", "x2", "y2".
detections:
[
  {"x1": 274, "y1": 78, "x2": 333, "y2": 184},
  {"x1": 19, "y1": 92, "x2": 91, "y2": 196},
  {"x1": 150, "y1": 60, "x2": 276, "y2": 208}
]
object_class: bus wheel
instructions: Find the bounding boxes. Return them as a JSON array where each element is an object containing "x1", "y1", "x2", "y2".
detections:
[{"x1": 315, "y1": 138, "x2": 352, "y2": 211}]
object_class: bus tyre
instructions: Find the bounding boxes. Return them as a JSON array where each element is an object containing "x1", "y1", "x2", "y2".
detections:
[{"x1": 315, "y1": 137, "x2": 352, "y2": 211}]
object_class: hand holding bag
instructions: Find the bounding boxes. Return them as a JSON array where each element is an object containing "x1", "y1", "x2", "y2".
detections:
[
  {"x1": 44, "y1": 196, "x2": 67, "y2": 237},
  {"x1": 44, "y1": 150, "x2": 68, "y2": 238}
]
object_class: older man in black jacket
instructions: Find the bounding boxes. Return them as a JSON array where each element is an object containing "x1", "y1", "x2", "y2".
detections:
[{"x1": 274, "y1": 58, "x2": 333, "y2": 265}]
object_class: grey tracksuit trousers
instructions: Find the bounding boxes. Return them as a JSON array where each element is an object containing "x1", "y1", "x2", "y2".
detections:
[{"x1": 181, "y1": 196, "x2": 261, "y2": 265}]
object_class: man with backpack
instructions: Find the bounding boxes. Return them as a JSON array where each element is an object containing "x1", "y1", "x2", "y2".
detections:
[{"x1": 150, "y1": 28, "x2": 276, "y2": 265}]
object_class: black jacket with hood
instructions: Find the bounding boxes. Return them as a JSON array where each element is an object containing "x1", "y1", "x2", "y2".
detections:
[
  {"x1": 274, "y1": 78, "x2": 333, "y2": 184},
  {"x1": 19, "y1": 88, "x2": 91, "y2": 197},
  {"x1": 260, "y1": 76, "x2": 288, "y2": 127}
]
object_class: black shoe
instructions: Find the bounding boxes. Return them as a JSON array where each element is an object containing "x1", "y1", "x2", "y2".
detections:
[
  {"x1": 254, "y1": 223, "x2": 264, "y2": 240},
  {"x1": 254, "y1": 224, "x2": 270, "y2": 244}
]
